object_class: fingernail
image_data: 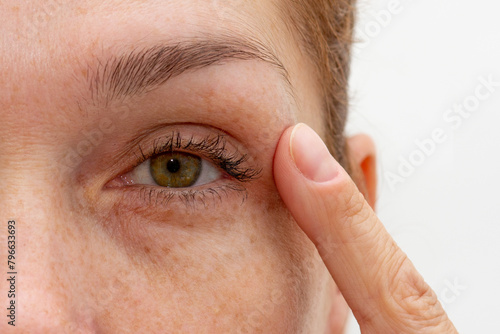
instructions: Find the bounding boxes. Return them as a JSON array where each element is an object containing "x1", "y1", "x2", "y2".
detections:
[{"x1": 290, "y1": 123, "x2": 339, "y2": 182}]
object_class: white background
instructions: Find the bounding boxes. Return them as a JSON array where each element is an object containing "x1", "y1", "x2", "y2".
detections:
[{"x1": 346, "y1": 0, "x2": 500, "y2": 332}]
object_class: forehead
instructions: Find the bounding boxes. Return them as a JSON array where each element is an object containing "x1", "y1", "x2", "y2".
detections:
[
  {"x1": 2, "y1": 0, "x2": 283, "y2": 65},
  {"x1": 0, "y1": 0, "x2": 323, "y2": 131},
  {"x1": 1, "y1": 1, "x2": 285, "y2": 105}
]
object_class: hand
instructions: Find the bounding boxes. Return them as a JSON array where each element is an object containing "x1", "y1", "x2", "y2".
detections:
[{"x1": 273, "y1": 124, "x2": 457, "y2": 333}]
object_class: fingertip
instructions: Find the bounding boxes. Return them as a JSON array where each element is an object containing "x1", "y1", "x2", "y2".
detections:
[
  {"x1": 272, "y1": 124, "x2": 296, "y2": 183},
  {"x1": 290, "y1": 123, "x2": 339, "y2": 183},
  {"x1": 272, "y1": 123, "x2": 345, "y2": 237}
]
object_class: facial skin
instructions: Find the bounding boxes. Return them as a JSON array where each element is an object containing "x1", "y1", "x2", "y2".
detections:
[{"x1": 0, "y1": 1, "x2": 351, "y2": 333}]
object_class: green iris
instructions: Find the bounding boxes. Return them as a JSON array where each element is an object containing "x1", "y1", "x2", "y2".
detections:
[{"x1": 150, "y1": 152, "x2": 202, "y2": 188}]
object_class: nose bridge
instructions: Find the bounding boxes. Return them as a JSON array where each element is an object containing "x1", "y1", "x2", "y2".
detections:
[{"x1": 0, "y1": 154, "x2": 97, "y2": 333}]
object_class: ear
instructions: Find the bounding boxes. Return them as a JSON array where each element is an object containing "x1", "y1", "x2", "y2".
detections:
[{"x1": 346, "y1": 134, "x2": 377, "y2": 209}]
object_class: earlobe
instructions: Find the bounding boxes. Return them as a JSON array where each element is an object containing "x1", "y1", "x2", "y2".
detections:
[{"x1": 346, "y1": 134, "x2": 377, "y2": 209}]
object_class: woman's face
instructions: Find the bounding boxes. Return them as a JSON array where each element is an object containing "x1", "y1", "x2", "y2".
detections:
[{"x1": 1, "y1": 1, "x2": 346, "y2": 333}]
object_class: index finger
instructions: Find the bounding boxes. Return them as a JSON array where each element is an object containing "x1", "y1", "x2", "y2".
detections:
[{"x1": 273, "y1": 124, "x2": 457, "y2": 333}]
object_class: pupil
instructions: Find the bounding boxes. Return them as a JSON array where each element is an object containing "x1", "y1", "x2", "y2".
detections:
[{"x1": 167, "y1": 158, "x2": 181, "y2": 173}]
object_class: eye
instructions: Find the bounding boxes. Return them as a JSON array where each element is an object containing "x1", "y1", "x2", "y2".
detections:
[
  {"x1": 121, "y1": 151, "x2": 222, "y2": 188},
  {"x1": 104, "y1": 131, "x2": 262, "y2": 209},
  {"x1": 151, "y1": 152, "x2": 201, "y2": 187}
]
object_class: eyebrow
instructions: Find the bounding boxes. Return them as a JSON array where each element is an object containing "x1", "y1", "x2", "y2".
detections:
[{"x1": 87, "y1": 35, "x2": 293, "y2": 105}]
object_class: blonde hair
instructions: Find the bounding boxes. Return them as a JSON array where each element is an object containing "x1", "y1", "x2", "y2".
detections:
[{"x1": 277, "y1": 0, "x2": 356, "y2": 170}]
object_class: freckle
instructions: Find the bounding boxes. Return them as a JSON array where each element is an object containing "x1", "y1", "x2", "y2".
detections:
[
  {"x1": 223, "y1": 251, "x2": 234, "y2": 261},
  {"x1": 162, "y1": 247, "x2": 171, "y2": 256},
  {"x1": 255, "y1": 266, "x2": 263, "y2": 275},
  {"x1": 144, "y1": 246, "x2": 151, "y2": 254},
  {"x1": 76, "y1": 7, "x2": 88, "y2": 15}
]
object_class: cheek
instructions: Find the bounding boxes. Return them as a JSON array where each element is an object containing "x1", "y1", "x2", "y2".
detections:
[{"x1": 75, "y1": 192, "x2": 328, "y2": 333}]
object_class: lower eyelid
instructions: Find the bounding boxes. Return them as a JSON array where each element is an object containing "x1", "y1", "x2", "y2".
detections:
[{"x1": 107, "y1": 182, "x2": 249, "y2": 213}]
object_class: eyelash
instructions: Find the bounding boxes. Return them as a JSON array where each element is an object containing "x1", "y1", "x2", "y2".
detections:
[
  {"x1": 140, "y1": 132, "x2": 260, "y2": 182},
  {"x1": 114, "y1": 132, "x2": 261, "y2": 208}
]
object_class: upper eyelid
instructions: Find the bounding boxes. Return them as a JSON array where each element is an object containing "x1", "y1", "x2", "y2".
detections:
[{"x1": 135, "y1": 132, "x2": 262, "y2": 182}]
